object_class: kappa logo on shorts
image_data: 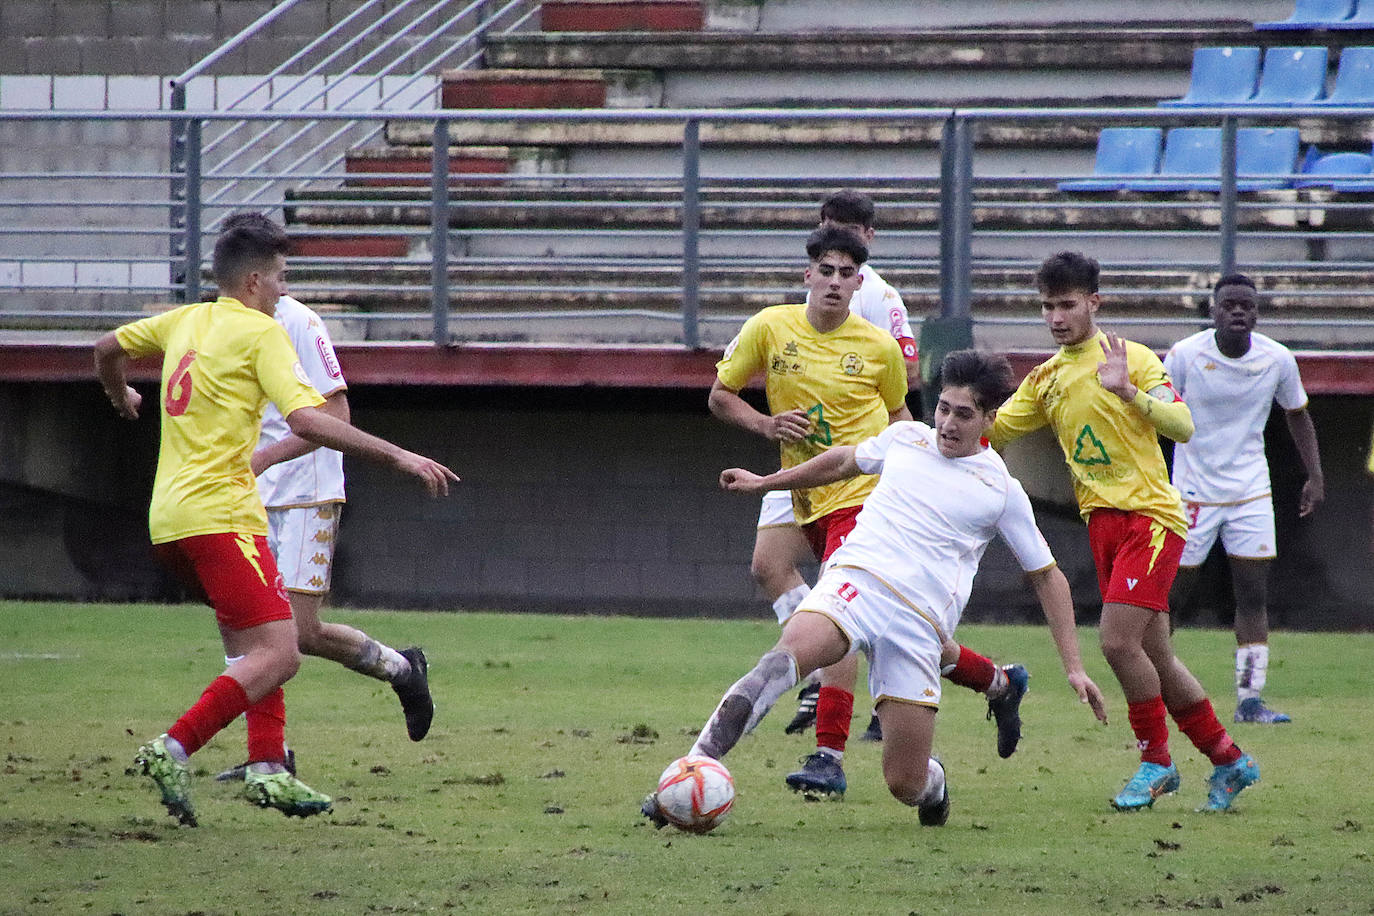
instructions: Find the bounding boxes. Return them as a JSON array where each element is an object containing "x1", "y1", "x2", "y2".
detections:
[
  {"x1": 312, "y1": 530, "x2": 332, "y2": 543},
  {"x1": 310, "y1": 553, "x2": 330, "y2": 566},
  {"x1": 837, "y1": 582, "x2": 859, "y2": 602},
  {"x1": 1126, "y1": 578, "x2": 1139, "y2": 590}
]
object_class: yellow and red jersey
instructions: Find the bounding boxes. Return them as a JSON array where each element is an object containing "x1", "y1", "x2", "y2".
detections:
[
  {"x1": 115, "y1": 297, "x2": 324, "y2": 543},
  {"x1": 717, "y1": 304, "x2": 907, "y2": 524},
  {"x1": 990, "y1": 331, "x2": 1189, "y2": 536}
]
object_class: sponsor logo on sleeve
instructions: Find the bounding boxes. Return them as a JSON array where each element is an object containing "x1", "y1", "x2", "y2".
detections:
[{"x1": 316, "y1": 337, "x2": 342, "y2": 379}]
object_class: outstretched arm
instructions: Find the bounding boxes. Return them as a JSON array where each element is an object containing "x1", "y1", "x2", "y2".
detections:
[
  {"x1": 94, "y1": 332, "x2": 143, "y2": 420},
  {"x1": 720, "y1": 446, "x2": 861, "y2": 495},
  {"x1": 1097, "y1": 332, "x2": 1193, "y2": 442},
  {"x1": 253, "y1": 390, "x2": 350, "y2": 476},
  {"x1": 1284, "y1": 407, "x2": 1325, "y2": 517},
  {"x1": 284, "y1": 405, "x2": 458, "y2": 497},
  {"x1": 1027, "y1": 564, "x2": 1109, "y2": 724}
]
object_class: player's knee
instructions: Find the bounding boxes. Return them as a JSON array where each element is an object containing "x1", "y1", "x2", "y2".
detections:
[
  {"x1": 1098, "y1": 630, "x2": 1135, "y2": 667},
  {"x1": 883, "y1": 766, "x2": 928, "y2": 807},
  {"x1": 749, "y1": 555, "x2": 790, "y2": 594}
]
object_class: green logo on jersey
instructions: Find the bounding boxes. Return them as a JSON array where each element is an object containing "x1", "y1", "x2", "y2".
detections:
[
  {"x1": 806, "y1": 403, "x2": 833, "y2": 446},
  {"x1": 1073, "y1": 424, "x2": 1111, "y2": 466}
]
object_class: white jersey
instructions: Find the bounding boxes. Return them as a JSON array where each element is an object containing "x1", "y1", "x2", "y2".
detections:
[
  {"x1": 852, "y1": 264, "x2": 917, "y2": 360},
  {"x1": 825, "y1": 421, "x2": 1056, "y2": 636},
  {"x1": 1164, "y1": 330, "x2": 1307, "y2": 505},
  {"x1": 256, "y1": 295, "x2": 347, "y2": 508}
]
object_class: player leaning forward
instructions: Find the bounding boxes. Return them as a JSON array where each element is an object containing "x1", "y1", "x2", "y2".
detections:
[
  {"x1": 94, "y1": 215, "x2": 458, "y2": 826},
  {"x1": 642, "y1": 350, "x2": 1107, "y2": 827}
]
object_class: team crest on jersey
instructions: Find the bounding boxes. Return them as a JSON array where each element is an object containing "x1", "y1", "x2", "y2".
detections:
[
  {"x1": 840, "y1": 352, "x2": 864, "y2": 376},
  {"x1": 292, "y1": 361, "x2": 312, "y2": 386},
  {"x1": 784, "y1": 340, "x2": 799, "y2": 356}
]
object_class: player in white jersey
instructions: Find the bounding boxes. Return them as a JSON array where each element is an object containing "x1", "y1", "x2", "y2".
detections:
[
  {"x1": 643, "y1": 350, "x2": 1106, "y2": 828},
  {"x1": 210, "y1": 218, "x2": 435, "y2": 779},
  {"x1": 1164, "y1": 273, "x2": 1324, "y2": 725}
]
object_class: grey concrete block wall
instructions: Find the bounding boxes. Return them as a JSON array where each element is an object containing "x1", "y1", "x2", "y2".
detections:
[{"x1": 1, "y1": 380, "x2": 1371, "y2": 628}]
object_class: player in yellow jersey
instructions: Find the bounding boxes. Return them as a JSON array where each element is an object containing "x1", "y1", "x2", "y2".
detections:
[
  {"x1": 94, "y1": 215, "x2": 458, "y2": 826},
  {"x1": 990, "y1": 251, "x2": 1258, "y2": 813},
  {"x1": 710, "y1": 226, "x2": 1029, "y2": 798}
]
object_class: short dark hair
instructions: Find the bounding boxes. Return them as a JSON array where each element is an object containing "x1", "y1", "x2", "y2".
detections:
[
  {"x1": 1036, "y1": 251, "x2": 1099, "y2": 295},
  {"x1": 819, "y1": 189, "x2": 876, "y2": 229},
  {"x1": 213, "y1": 212, "x2": 290, "y2": 288},
  {"x1": 805, "y1": 225, "x2": 869, "y2": 266},
  {"x1": 939, "y1": 349, "x2": 1015, "y2": 412},
  {"x1": 1213, "y1": 272, "x2": 1257, "y2": 295}
]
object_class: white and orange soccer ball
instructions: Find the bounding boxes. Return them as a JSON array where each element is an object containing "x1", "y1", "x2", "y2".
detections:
[{"x1": 654, "y1": 755, "x2": 735, "y2": 834}]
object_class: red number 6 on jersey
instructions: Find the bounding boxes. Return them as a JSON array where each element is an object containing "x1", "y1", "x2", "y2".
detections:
[{"x1": 165, "y1": 349, "x2": 198, "y2": 416}]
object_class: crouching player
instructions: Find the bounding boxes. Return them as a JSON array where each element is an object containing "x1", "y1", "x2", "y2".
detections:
[{"x1": 642, "y1": 350, "x2": 1108, "y2": 826}]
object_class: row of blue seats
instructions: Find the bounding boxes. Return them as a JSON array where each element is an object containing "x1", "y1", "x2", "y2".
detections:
[
  {"x1": 1259, "y1": 0, "x2": 1374, "y2": 29},
  {"x1": 1162, "y1": 45, "x2": 1373, "y2": 106},
  {"x1": 1059, "y1": 127, "x2": 1374, "y2": 192}
]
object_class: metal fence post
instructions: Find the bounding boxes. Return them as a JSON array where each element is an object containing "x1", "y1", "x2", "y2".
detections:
[
  {"x1": 923, "y1": 115, "x2": 976, "y2": 418},
  {"x1": 169, "y1": 84, "x2": 189, "y2": 301},
  {"x1": 1219, "y1": 115, "x2": 1238, "y2": 276},
  {"x1": 681, "y1": 118, "x2": 701, "y2": 350},
  {"x1": 432, "y1": 118, "x2": 451, "y2": 346},
  {"x1": 183, "y1": 117, "x2": 203, "y2": 304}
]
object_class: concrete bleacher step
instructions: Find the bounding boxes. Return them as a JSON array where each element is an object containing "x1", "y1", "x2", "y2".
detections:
[
  {"x1": 540, "y1": 0, "x2": 705, "y2": 32},
  {"x1": 283, "y1": 184, "x2": 1308, "y2": 234},
  {"x1": 439, "y1": 68, "x2": 663, "y2": 109}
]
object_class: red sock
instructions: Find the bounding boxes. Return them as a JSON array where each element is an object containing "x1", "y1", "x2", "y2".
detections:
[
  {"x1": 1168, "y1": 697, "x2": 1241, "y2": 766},
  {"x1": 815, "y1": 687, "x2": 854, "y2": 754},
  {"x1": 167, "y1": 675, "x2": 251, "y2": 757},
  {"x1": 943, "y1": 645, "x2": 996, "y2": 692},
  {"x1": 1126, "y1": 695, "x2": 1172, "y2": 766},
  {"x1": 245, "y1": 687, "x2": 287, "y2": 764}
]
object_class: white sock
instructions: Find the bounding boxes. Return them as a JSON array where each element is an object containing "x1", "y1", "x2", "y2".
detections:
[
  {"x1": 690, "y1": 650, "x2": 798, "y2": 758},
  {"x1": 918, "y1": 758, "x2": 946, "y2": 806},
  {"x1": 163, "y1": 736, "x2": 189, "y2": 764},
  {"x1": 985, "y1": 666, "x2": 1009, "y2": 698},
  {"x1": 771, "y1": 584, "x2": 811, "y2": 625},
  {"x1": 1236, "y1": 643, "x2": 1269, "y2": 702},
  {"x1": 350, "y1": 639, "x2": 410, "y2": 681},
  {"x1": 247, "y1": 761, "x2": 288, "y2": 775},
  {"x1": 816, "y1": 746, "x2": 843, "y2": 762}
]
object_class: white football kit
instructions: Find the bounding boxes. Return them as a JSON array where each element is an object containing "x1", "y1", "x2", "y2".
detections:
[
  {"x1": 757, "y1": 263, "x2": 916, "y2": 529},
  {"x1": 1164, "y1": 330, "x2": 1308, "y2": 565},
  {"x1": 795, "y1": 422, "x2": 1056, "y2": 707},
  {"x1": 257, "y1": 295, "x2": 348, "y2": 593}
]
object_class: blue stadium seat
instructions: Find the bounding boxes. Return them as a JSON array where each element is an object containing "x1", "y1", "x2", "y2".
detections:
[
  {"x1": 1238, "y1": 47, "x2": 1328, "y2": 104},
  {"x1": 1330, "y1": 0, "x2": 1374, "y2": 26},
  {"x1": 1159, "y1": 47, "x2": 1262, "y2": 107},
  {"x1": 1121, "y1": 127, "x2": 1300, "y2": 192},
  {"x1": 1314, "y1": 46, "x2": 1374, "y2": 104},
  {"x1": 1295, "y1": 145, "x2": 1374, "y2": 190},
  {"x1": 1059, "y1": 127, "x2": 1164, "y2": 192},
  {"x1": 1257, "y1": 0, "x2": 1355, "y2": 30}
]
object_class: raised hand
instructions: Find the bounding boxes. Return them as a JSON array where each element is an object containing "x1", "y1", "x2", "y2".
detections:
[
  {"x1": 1095, "y1": 332, "x2": 1137, "y2": 401},
  {"x1": 720, "y1": 467, "x2": 767, "y2": 493}
]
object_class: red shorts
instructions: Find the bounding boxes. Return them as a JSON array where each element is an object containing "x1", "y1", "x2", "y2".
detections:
[
  {"x1": 154, "y1": 533, "x2": 292, "y2": 630},
  {"x1": 803, "y1": 504, "x2": 863, "y2": 562},
  {"x1": 1086, "y1": 509, "x2": 1185, "y2": 612}
]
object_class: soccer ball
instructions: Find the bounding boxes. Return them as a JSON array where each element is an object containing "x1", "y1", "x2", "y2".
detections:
[{"x1": 654, "y1": 755, "x2": 735, "y2": 834}]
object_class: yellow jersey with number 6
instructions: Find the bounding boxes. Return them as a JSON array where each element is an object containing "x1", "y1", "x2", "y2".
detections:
[
  {"x1": 115, "y1": 297, "x2": 325, "y2": 544},
  {"x1": 717, "y1": 304, "x2": 907, "y2": 524}
]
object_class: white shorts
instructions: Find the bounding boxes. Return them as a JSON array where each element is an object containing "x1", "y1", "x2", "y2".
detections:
[
  {"x1": 757, "y1": 489, "x2": 797, "y2": 529},
  {"x1": 1180, "y1": 496, "x2": 1276, "y2": 566},
  {"x1": 267, "y1": 503, "x2": 342, "y2": 594},
  {"x1": 795, "y1": 566, "x2": 944, "y2": 708}
]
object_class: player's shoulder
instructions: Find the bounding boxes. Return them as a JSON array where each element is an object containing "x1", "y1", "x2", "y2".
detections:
[
  {"x1": 1167, "y1": 329, "x2": 1213, "y2": 357},
  {"x1": 1249, "y1": 330, "x2": 1295, "y2": 359},
  {"x1": 273, "y1": 294, "x2": 325, "y2": 328}
]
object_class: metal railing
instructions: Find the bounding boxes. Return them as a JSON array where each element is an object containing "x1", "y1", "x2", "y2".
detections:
[
  {"x1": 5, "y1": 105, "x2": 1374, "y2": 350},
  {"x1": 165, "y1": 0, "x2": 539, "y2": 296}
]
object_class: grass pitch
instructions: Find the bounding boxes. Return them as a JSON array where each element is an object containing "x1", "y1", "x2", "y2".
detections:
[{"x1": 1, "y1": 601, "x2": 1371, "y2": 915}]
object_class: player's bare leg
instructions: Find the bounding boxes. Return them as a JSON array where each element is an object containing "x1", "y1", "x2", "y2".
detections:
[
  {"x1": 752, "y1": 524, "x2": 822, "y2": 730},
  {"x1": 291, "y1": 590, "x2": 433, "y2": 741},
  {"x1": 877, "y1": 700, "x2": 947, "y2": 825},
  {"x1": 1229, "y1": 558, "x2": 1288, "y2": 722}
]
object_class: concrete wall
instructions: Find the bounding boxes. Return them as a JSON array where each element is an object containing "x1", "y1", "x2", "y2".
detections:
[{"x1": 2, "y1": 379, "x2": 1371, "y2": 629}]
